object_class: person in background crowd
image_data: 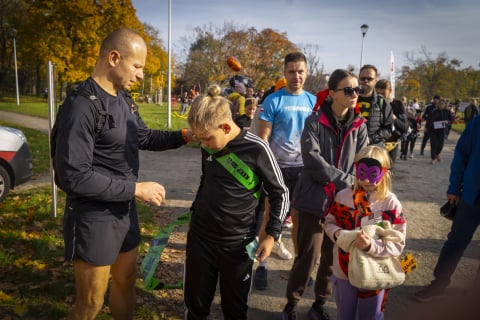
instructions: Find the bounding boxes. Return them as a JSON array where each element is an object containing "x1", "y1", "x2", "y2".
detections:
[
  {"x1": 234, "y1": 97, "x2": 258, "y2": 130},
  {"x1": 401, "y1": 105, "x2": 422, "y2": 159},
  {"x1": 411, "y1": 98, "x2": 420, "y2": 111},
  {"x1": 256, "y1": 88, "x2": 265, "y2": 103},
  {"x1": 428, "y1": 98, "x2": 455, "y2": 165},
  {"x1": 255, "y1": 52, "x2": 316, "y2": 291},
  {"x1": 374, "y1": 80, "x2": 408, "y2": 164},
  {"x1": 444, "y1": 102, "x2": 456, "y2": 139},
  {"x1": 246, "y1": 86, "x2": 257, "y2": 101},
  {"x1": 228, "y1": 82, "x2": 247, "y2": 119},
  {"x1": 419, "y1": 95, "x2": 440, "y2": 155},
  {"x1": 282, "y1": 69, "x2": 368, "y2": 320},
  {"x1": 414, "y1": 115, "x2": 480, "y2": 302},
  {"x1": 180, "y1": 91, "x2": 190, "y2": 115},
  {"x1": 357, "y1": 65, "x2": 394, "y2": 147}
]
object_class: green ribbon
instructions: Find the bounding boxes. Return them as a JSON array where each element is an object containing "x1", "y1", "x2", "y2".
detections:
[
  {"x1": 140, "y1": 211, "x2": 191, "y2": 290},
  {"x1": 205, "y1": 147, "x2": 261, "y2": 199}
]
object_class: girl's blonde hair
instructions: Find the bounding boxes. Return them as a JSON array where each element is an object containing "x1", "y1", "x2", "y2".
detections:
[
  {"x1": 354, "y1": 145, "x2": 392, "y2": 199},
  {"x1": 187, "y1": 84, "x2": 232, "y2": 133}
]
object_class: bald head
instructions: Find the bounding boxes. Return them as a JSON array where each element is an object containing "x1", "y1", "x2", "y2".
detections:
[
  {"x1": 99, "y1": 27, "x2": 146, "y2": 59},
  {"x1": 92, "y1": 27, "x2": 148, "y2": 94}
]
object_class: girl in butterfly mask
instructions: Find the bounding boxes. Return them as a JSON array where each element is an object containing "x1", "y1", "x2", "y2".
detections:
[{"x1": 324, "y1": 145, "x2": 407, "y2": 320}]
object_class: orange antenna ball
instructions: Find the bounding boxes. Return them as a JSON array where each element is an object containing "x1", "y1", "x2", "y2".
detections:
[{"x1": 227, "y1": 56, "x2": 242, "y2": 72}]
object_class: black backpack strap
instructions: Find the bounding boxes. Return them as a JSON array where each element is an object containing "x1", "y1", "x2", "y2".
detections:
[
  {"x1": 121, "y1": 90, "x2": 139, "y2": 115},
  {"x1": 75, "y1": 87, "x2": 108, "y2": 138}
]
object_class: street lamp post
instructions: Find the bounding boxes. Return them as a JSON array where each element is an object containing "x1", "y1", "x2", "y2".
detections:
[
  {"x1": 12, "y1": 28, "x2": 20, "y2": 106},
  {"x1": 360, "y1": 24, "x2": 369, "y2": 70}
]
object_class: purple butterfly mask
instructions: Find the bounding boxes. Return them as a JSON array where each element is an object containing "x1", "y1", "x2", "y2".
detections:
[{"x1": 355, "y1": 157, "x2": 387, "y2": 184}]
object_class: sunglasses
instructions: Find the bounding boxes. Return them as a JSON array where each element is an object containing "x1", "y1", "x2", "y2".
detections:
[
  {"x1": 334, "y1": 86, "x2": 362, "y2": 97},
  {"x1": 360, "y1": 77, "x2": 375, "y2": 82}
]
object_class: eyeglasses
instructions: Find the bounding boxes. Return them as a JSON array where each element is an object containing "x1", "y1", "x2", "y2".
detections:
[
  {"x1": 333, "y1": 86, "x2": 362, "y2": 97},
  {"x1": 360, "y1": 77, "x2": 375, "y2": 82}
]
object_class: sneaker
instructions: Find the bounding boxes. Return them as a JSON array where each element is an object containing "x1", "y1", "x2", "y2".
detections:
[
  {"x1": 281, "y1": 304, "x2": 297, "y2": 320},
  {"x1": 419, "y1": 151, "x2": 424, "y2": 156},
  {"x1": 307, "y1": 302, "x2": 330, "y2": 320},
  {"x1": 414, "y1": 283, "x2": 446, "y2": 302},
  {"x1": 409, "y1": 153, "x2": 414, "y2": 159},
  {"x1": 272, "y1": 240, "x2": 293, "y2": 260},
  {"x1": 254, "y1": 266, "x2": 268, "y2": 290},
  {"x1": 282, "y1": 215, "x2": 293, "y2": 228}
]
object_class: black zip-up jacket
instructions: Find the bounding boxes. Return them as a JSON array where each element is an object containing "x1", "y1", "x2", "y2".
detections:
[
  {"x1": 52, "y1": 78, "x2": 185, "y2": 212},
  {"x1": 292, "y1": 101, "x2": 368, "y2": 217},
  {"x1": 386, "y1": 98, "x2": 409, "y2": 142},
  {"x1": 427, "y1": 108, "x2": 455, "y2": 135},
  {"x1": 190, "y1": 131, "x2": 289, "y2": 248}
]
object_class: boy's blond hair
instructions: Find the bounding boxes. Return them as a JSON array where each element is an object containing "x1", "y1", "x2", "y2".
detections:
[
  {"x1": 187, "y1": 84, "x2": 232, "y2": 133},
  {"x1": 353, "y1": 145, "x2": 392, "y2": 199}
]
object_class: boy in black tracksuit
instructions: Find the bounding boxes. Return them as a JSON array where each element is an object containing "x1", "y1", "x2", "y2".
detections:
[{"x1": 185, "y1": 84, "x2": 289, "y2": 320}]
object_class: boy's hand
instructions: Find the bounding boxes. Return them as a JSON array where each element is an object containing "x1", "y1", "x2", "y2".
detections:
[{"x1": 255, "y1": 235, "x2": 275, "y2": 262}]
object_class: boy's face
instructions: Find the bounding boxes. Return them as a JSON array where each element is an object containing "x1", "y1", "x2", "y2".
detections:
[
  {"x1": 192, "y1": 125, "x2": 230, "y2": 151},
  {"x1": 245, "y1": 105, "x2": 257, "y2": 118}
]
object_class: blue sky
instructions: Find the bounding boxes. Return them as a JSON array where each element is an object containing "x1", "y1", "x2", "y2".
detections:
[{"x1": 132, "y1": 0, "x2": 479, "y2": 78}]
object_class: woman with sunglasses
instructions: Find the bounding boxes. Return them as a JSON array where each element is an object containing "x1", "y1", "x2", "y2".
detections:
[{"x1": 282, "y1": 69, "x2": 368, "y2": 320}]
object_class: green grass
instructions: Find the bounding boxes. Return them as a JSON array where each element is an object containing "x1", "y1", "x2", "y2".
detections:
[
  {"x1": 0, "y1": 188, "x2": 179, "y2": 319},
  {"x1": 0, "y1": 96, "x2": 189, "y2": 130}
]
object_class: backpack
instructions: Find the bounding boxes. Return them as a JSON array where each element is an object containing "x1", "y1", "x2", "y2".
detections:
[{"x1": 51, "y1": 81, "x2": 137, "y2": 159}]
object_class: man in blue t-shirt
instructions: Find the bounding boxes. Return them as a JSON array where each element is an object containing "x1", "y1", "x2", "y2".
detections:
[{"x1": 254, "y1": 52, "x2": 316, "y2": 290}]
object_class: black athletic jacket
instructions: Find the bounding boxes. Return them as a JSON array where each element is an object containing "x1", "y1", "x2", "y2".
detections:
[
  {"x1": 52, "y1": 77, "x2": 185, "y2": 213},
  {"x1": 190, "y1": 130, "x2": 289, "y2": 248}
]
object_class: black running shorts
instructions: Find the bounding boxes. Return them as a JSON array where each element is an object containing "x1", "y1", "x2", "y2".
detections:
[{"x1": 63, "y1": 200, "x2": 141, "y2": 266}]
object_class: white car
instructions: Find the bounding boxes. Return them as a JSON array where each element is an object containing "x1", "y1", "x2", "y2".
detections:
[{"x1": 0, "y1": 126, "x2": 33, "y2": 202}]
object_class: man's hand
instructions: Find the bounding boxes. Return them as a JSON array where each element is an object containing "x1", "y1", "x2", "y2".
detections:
[
  {"x1": 255, "y1": 235, "x2": 275, "y2": 262},
  {"x1": 135, "y1": 181, "x2": 166, "y2": 206}
]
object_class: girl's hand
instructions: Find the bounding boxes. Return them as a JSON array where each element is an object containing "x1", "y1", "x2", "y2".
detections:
[{"x1": 356, "y1": 229, "x2": 372, "y2": 251}]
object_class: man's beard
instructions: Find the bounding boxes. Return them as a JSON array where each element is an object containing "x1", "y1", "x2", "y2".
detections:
[{"x1": 360, "y1": 84, "x2": 374, "y2": 95}]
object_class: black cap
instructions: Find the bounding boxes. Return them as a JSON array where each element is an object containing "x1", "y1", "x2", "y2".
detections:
[{"x1": 433, "y1": 95, "x2": 440, "y2": 99}]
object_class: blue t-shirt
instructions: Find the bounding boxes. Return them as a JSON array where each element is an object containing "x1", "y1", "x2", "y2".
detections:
[{"x1": 259, "y1": 88, "x2": 316, "y2": 167}]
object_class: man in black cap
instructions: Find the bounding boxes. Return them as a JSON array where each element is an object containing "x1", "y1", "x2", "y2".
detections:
[{"x1": 419, "y1": 95, "x2": 440, "y2": 155}]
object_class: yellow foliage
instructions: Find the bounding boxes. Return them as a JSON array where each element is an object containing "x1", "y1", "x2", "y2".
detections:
[
  {"x1": 0, "y1": 290, "x2": 13, "y2": 301},
  {"x1": 14, "y1": 257, "x2": 47, "y2": 271},
  {"x1": 14, "y1": 302, "x2": 29, "y2": 317}
]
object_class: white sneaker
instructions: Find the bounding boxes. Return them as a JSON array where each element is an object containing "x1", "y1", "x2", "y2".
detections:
[
  {"x1": 272, "y1": 241, "x2": 293, "y2": 260},
  {"x1": 282, "y1": 215, "x2": 293, "y2": 229}
]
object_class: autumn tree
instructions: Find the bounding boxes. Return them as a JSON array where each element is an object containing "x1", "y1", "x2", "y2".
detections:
[
  {"x1": 179, "y1": 22, "x2": 298, "y2": 94},
  {"x1": 0, "y1": 0, "x2": 168, "y2": 98},
  {"x1": 140, "y1": 23, "x2": 169, "y2": 96},
  {"x1": 302, "y1": 43, "x2": 326, "y2": 93},
  {"x1": 396, "y1": 47, "x2": 480, "y2": 103}
]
